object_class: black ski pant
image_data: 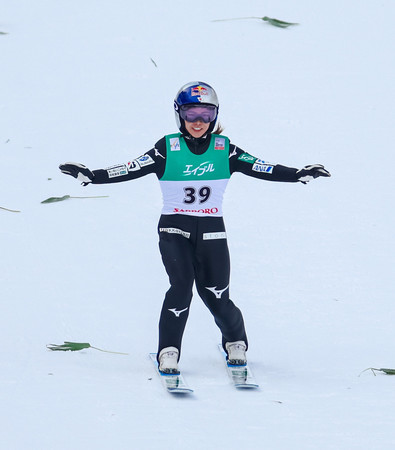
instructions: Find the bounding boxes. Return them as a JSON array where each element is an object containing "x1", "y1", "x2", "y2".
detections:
[{"x1": 157, "y1": 214, "x2": 248, "y2": 359}]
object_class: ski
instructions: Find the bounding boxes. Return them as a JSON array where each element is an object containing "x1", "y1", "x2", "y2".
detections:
[
  {"x1": 218, "y1": 344, "x2": 259, "y2": 389},
  {"x1": 149, "y1": 353, "x2": 194, "y2": 394}
]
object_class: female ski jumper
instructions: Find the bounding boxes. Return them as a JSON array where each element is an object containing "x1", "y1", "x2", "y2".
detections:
[
  {"x1": 87, "y1": 132, "x2": 301, "y2": 356},
  {"x1": 59, "y1": 81, "x2": 330, "y2": 372}
]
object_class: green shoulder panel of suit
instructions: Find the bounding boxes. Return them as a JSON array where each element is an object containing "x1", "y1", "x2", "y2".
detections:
[{"x1": 161, "y1": 133, "x2": 231, "y2": 181}]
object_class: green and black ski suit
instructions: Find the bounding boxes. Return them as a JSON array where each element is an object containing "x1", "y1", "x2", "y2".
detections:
[{"x1": 91, "y1": 132, "x2": 299, "y2": 357}]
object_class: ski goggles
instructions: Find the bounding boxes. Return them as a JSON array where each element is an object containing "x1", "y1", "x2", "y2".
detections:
[{"x1": 179, "y1": 104, "x2": 217, "y2": 123}]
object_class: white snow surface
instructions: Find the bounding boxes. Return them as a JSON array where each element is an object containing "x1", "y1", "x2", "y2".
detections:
[{"x1": 1, "y1": 1, "x2": 395, "y2": 448}]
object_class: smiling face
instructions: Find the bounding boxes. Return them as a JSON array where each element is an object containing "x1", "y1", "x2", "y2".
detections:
[{"x1": 184, "y1": 119, "x2": 210, "y2": 138}]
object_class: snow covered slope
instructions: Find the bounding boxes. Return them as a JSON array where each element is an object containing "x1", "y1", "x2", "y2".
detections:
[{"x1": 1, "y1": 1, "x2": 395, "y2": 448}]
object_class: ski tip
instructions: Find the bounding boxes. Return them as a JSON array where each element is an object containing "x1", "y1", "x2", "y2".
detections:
[
  {"x1": 234, "y1": 383, "x2": 260, "y2": 389},
  {"x1": 168, "y1": 388, "x2": 194, "y2": 394}
]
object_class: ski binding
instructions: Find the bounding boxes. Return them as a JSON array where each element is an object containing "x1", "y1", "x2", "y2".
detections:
[
  {"x1": 149, "y1": 353, "x2": 193, "y2": 394},
  {"x1": 218, "y1": 344, "x2": 259, "y2": 389}
]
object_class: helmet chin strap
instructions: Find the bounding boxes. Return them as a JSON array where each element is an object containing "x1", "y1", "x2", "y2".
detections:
[{"x1": 179, "y1": 118, "x2": 187, "y2": 135}]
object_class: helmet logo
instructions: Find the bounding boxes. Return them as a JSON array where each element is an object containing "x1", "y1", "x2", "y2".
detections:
[{"x1": 191, "y1": 85, "x2": 208, "y2": 102}]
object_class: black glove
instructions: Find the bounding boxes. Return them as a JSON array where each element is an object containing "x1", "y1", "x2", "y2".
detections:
[
  {"x1": 296, "y1": 164, "x2": 331, "y2": 184},
  {"x1": 59, "y1": 162, "x2": 94, "y2": 186}
]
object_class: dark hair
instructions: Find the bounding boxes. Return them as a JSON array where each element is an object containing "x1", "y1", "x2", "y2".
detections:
[{"x1": 213, "y1": 122, "x2": 224, "y2": 135}]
